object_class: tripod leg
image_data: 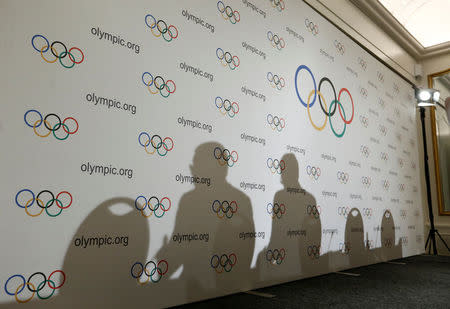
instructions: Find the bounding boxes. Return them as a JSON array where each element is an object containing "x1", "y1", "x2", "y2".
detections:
[
  {"x1": 425, "y1": 231, "x2": 431, "y2": 250},
  {"x1": 435, "y1": 231, "x2": 450, "y2": 252}
]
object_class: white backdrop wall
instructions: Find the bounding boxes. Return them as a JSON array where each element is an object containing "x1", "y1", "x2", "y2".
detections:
[{"x1": 0, "y1": 0, "x2": 424, "y2": 307}]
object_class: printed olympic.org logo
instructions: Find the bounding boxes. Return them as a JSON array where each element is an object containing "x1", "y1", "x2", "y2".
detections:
[
  {"x1": 304, "y1": 18, "x2": 319, "y2": 35},
  {"x1": 339, "y1": 242, "x2": 351, "y2": 254},
  {"x1": 338, "y1": 206, "x2": 350, "y2": 218},
  {"x1": 400, "y1": 209, "x2": 407, "y2": 219},
  {"x1": 216, "y1": 48, "x2": 240, "y2": 70},
  {"x1": 214, "y1": 147, "x2": 238, "y2": 167},
  {"x1": 144, "y1": 14, "x2": 178, "y2": 42},
  {"x1": 295, "y1": 65, "x2": 355, "y2": 138},
  {"x1": 337, "y1": 171, "x2": 349, "y2": 184},
  {"x1": 210, "y1": 253, "x2": 237, "y2": 273},
  {"x1": 266, "y1": 248, "x2": 286, "y2": 265},
  {"x1": 399, "y1": 236, "x2": 408, "y2": 246},
  {"x1": 138, "y1": 132, "x2": 174, "y2": 157},
  {"x1": 383, "y1": 238, "x2": 393, "y2": 248},
  {"x1": 267, "y1": 31, "x2": 285, "y2": 50},
  {"x1": 359, "y1": 115, "x2": 369, "y2": 128},
  {"x1": 134, "y1": 195, "x2": 171, "y2": 218},
  {"x1": 130, "y1": 260, "x2": 168, "y2": 284},
  {"x1": 267, "y1": 72, "x2": 285, "y2": 90},
  {"x1": 357, "y1": 57, "x2": 367, "y2": 70},
  {"x1": 4, "y1": 270, "x2": 65, "y2": 303},
  {"x1": 217, "y1": 1, "x2": 240, "y2": 24},
  {"x1": 215, "y1": 96, "x2": 239, "y2": 118},
  {"x1": 15, "y1": 189, "x2": 73, "y2": 218},
  {"x1": 307, "y1": 205, "x2": 321, "y2": 219},
  {"x1": 362, "y1": 208, "x2": 373, "y2": 218},
  {"x1": 267, "y1": 202, "x2": 286, "y2": 219},
  {"x1": 398, "y1": 184, "x2": 406, "y2": 192},
  {"x1": 380, "y1": 152, "x2": 389, "y2": 161},
  {"x1": 307, "y1": 245, "x2": 321, "y2": 259},
  {"x1": 382, "y1": 180, "x2": 390, "y2": 191},
  {"x1": 141, "y1": 72, "x2": 176, "y2": 98},
  {"x1": 379, "y1": 124, "x2": 387, "y2": 136},
  {"x1": 377, "y1": 71, "x2": 385, "y2": 83},
  {"x1": 361, "y1": 176, "x2": 371, "y2": 188},
  {"x1": 267, "y1": 157, "x2": 286, "y2": 174},
  {"x1": 306, "y1": 165, "x2": 321, "y2": 180},
  {"x1": 270, "y1": 0, "x2": 286, "y2": 12},
  {"x1": 212, "y1": 200, "x2": 238, "y2": 219},
  {"x1": 359, "y1": 86, "x2": 368, "y2": 99},
  {"x1": 24, "y1": 109, "x2": 78, "y2": 141},
  {"x1": 334, "y1": 40, "x2": 345, "y2": 55},
  {"x1": 361, "y1": 145, "x2": 370, "y2": 157},
  {"x1": 267, "y1": 114, "x2": 285, "y2": 132},
  {"x1": 31, "y1": 34, "x2": 84, "y2": 69}
]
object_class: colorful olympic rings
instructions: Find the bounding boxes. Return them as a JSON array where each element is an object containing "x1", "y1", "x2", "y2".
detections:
[
  {"x1": 215, "y1": 96, "x2": 239, "y2": 118},
  {"x1": 15, "y1": 189, "x2": 73, "y2": 217},
  {"x1": 134, "y1": 195, "x2": 171, "y2": 218},
  {"x1": 267, "y1": 114, "x2": 285, "y2": 131},
  {"x1": 338, "y1": 206, "x2": 351, "y2": 218},
  {"x1": 307, "y1": 245, "x2": 321, "y2": 259},
  {"x1": 267, "y1": 158, "x2": 286, "y2": 174},
  {"x1": 214, "y1": 146, "x2": 238, "y2": 167},
  {"x1": 24, "y1": 109, "x2": 78, "y2": 140},
  {"x1": 217, "y1": 1, "x2": 240, "y2": 24},
  {"x1": 306, "y1": 165, "x2": 321, "y2": 180},
  {"x1": 305, "y1": 19, "x2": 319, "y2": 35},
  {"x1": 212, "y1": 200, "x2": 238, "y2": 219},
  {"x1": 307, "y1": 205, "x2": 321, "y2": 219},
  {"x1": 334, "y1": 40, "x2": 345, "y2": 55},
  {"x1": 145, "y1": 14, "x2": 178, "y2": 42},
  {"x1": 337, "y1": 171, "x2": 349, "y2": 184},
  {"x1": 266, "y1": 248, "x2": 286, "y2": 265},
  {"x1": 141, "y1": 72, "x2": 176, "y2": 98},
  {"x1": 267, "y1": 202, "x2": 286, "y2": 219},
  {"x1": 216, "y1": 48, "x2": 240, "y2": 70},
  {"x1": 138, "y1": 131, "x2": 174, "y2": 157},
  {"x1": 31, "y1": 34, "x2": 84, "y2": 68},
  {"x1": 267, "y1": 31, "x2": 285, "y2": 50},
  {"x1": 131, "y1": 260, "x2": 168, "y2": 284},
  {"x1": 210, "y1": 253, "x2": 237, "y2": 273},
  {"x1": 270, "y1": 0, "x2": 285, "y2": 11},
  {"x1": 267, "y1": 72, "x2": 285, "y2": 90}
]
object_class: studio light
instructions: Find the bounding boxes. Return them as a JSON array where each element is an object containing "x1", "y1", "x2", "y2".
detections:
[{"x1": 415, "y1": 88, "x2": 440, "y2": 106}]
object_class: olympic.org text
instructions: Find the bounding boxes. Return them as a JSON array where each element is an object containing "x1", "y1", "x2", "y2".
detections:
[
  {"x1": 182, "y1": 9, "x2": 214, "y2": 33},
  {"x1": 240, "y1": 181, "x2": 265, "y2": 192},
  {"x1": 91, "y1": 27, "x2": 140, "y2": 54},
  {"x1": 287, "y1": 187, "x2": 306, "y2": 195},
  {"x1": 287, "y1": 145, "x2": 306, "y2": 155},
  {"x1": 81, "y1": 162, "x2": 133, "y2": 179},
  {"x1": 175, "y1": 173, "x2": 211, "y2": 187},
  {"x1": 179, "y1": 62, "x2": 214, "y2": 83},
  {"x1": 172, "y1": 232, "x2": 209, "y2": 243},
  {"x1": 242, "y1": 0, "x2": 266, "y2": 18},
  {"x1": 239, "y1": 231, "x2": 265, "y2": 240},
  {"x1": 242, "y1": 42, "x2": 266, "y2": 60},
  {"x1": 241, "y1": 86, "x2": 266, "y2": 102},
  {"x1": 287, "y1": 229, "x2": 306, "y2": 237},
  {"x1": 286, "y1": 27, "x2": 305, "y2": 43},
  {"x1": 241, "y1": 132, "x2": 266, "y2": 146},
  {"x1": 74, "y1": 235, "x2": 128, "y2": 248},
  {"x1": 86, "y1": 92, "x2": 136, "y2": 115},
  {"x1": 178, "y1": 116, "x2": 213, "y2": 133}
]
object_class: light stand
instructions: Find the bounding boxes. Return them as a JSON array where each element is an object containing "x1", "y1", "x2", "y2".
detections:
[{"x1": 420, "y1": 106, "x2": 450, "y2": 255}]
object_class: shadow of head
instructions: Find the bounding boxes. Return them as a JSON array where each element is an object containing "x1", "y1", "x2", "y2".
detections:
[
  {"x1": 190, "y1": 142, "x2": 230, "y2": 184},
  {"x1": 280, "y1": 153, "x2": 299, "y2": 187}
]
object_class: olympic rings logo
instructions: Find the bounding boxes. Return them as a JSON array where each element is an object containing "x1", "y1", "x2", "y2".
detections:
[
  {"x1": 267, "y1": 31, "x2": 285, "y2": 50},
  {"x1": 366, "y1": 239, "x2": 374, "y2": 249},
  {"x1": 141, "y1": 72, "x2": 176, "y2": 98},
  {"x1": 267, "y1": 114, "x2": 286, "y2": 132},
  {"x1": 393, "y1": 83, "x2": 400, "y2": 94},
  {"x1": 31, "y1": 34, "x2": 84, "y2": 69},
  {"x1": 267, "y1": 72, "x2": 285, "y2": 90},
  {"x1": 138, "y1": 132, "x2": 174, "y2": 157},
  {"x1": 398, "y1": 184, "x2": 405, "y2": 191},
  {"x1": 357, "y1": 57, "x2": 367, "y2": 70},
  {"x1": 359, "y1": 86, "x2": 368, "y2": 98},
  {"x1": 217, "y1": 1, "x2": 240, "y2": 24},
  {"x1": 267, "y1": 158, "x2": 286, "y2": 174},
  {"x1": 398, "y1": 158, "x2": 404, "y2": 167},
  {"x1": 360, "y1": 145, "x2": 370, "y2": 157},
  {"x1": 399, "y1": 236, "x2": 408, "y2": 246},
  {"x1": 307, "y1": 205, "x2": 321, "y2": 219},
  {"x1": 400, "y1": 209, "x2": 407, "y2": 219},
  {"x1": 4, "y1": 270, "x2": 65, "y2": 303},
  {"x1": 210, "y1": 253, "x2": 237, "y2": 273},
  {"x1": 134, "y1": 195, "x2": 171, "y2": 219},
  {"x1": 359, "y1": 115, "x2": 369, "y2": 128},
  {"x1": 270, "y1": 0, "x2": 285, "y2": 12},
  {"x1": 378, "y1": 98, "x2": 385, "y2": 108},
  {"x1": 337, "y1": 171, "x2": 349, "y2": 184},
  {"x1": 334, "y1": 40, "x2": 345, "y2": 55},
  {"x1": 379, "y1": 125, "x2": 387, "y2": 136},
  {"x1": 361, "y1": 176, "x2": 371, "y2": 187},
  {"x1": 362, "y1": 208, "x2": 373, "y2": 218},
  {"x1": 212, "y1": 200, "x2": 238, "y2": 219},
  {"x1": 383, "y1": 238, "x2": 393, "y2": 248},
  {"x1": 266, "y1": 248, "x2": 286, "y2": 265},
  {"x1": 215, "y1": 96, "x2": 239, "y2": 118},
  {"x1": 382, "y1": 180, "x2": 390, "y2": 190},
  {"x1": 267, "y1": 202, "x2": 286, "y2": 219},
  {"x1": 307, "y1": 245, "x2": 321, "y2": 259},
  {"x1": 377, "y1": 71, "x2": 385, "y2": 83},
  {"x1": 339, "y1": 242, "x2": 351, "y2": 254},
  {"x1": 338, "y1": 206, "x2": 350, "y2": 218},
  {"x1": 131, "y1": 260, "x2": 168, "y2": 284},
  {"x1": 24, "y1": 109, "x2": 78, "y2": 140},
  {"x1": 214, "y1": 147, "x2": 238, "y2": 167},
  {"x1": 216, "y1": 48, "x2": 240, "y2": 70},
  {"x1": 305, "y1": 19, "x2": 319, "y2": 35},
  {"x1": 295, "y1": 65, "x2": 355, "y2": 138},
  {"x1": 306, "y1": 165, "x2": 321, "y2": 180},
  {"x1": 144, "y1": 14, "x2": 178, "y2": 42},
  {"x1": 15, "y1": 189, "x2": 73, "y2": 218},
  {"x1": 380, "y1": 152, "x2": 389, "y2": 161}
]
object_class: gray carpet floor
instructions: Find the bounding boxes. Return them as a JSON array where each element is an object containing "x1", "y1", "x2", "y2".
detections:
[{"x1": 174, "y1": 255, "x2": 450, "y2": 308}]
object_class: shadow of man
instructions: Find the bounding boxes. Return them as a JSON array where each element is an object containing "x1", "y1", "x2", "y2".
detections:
[
  {"x1": 0, "y1": 197, "x2": 150, "y2": 308},
  {"x1": 156, "y1": 142, "x2": 255, "y2": 304}
]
